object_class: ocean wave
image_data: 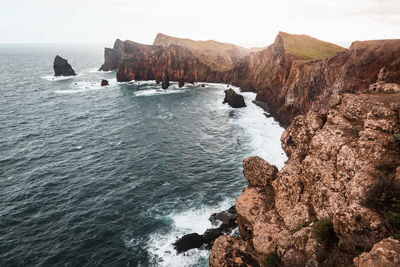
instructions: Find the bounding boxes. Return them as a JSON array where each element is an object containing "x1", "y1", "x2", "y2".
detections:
[
  {"x1": 145, "y1": 199, "x2": 235, "y2": 267},
  {"x1": 41, "y1": 75, "x2": 76, "y2": 81},
  {"x1": 134, "y1": 88, "x2": 186, "y2": 97}
]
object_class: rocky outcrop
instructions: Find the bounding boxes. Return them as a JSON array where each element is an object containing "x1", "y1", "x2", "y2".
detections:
[
  {"x1": 53, "y1": 55, "x2": 76, "y2": 76},
  {"x1": 173, "y1": 206, "x2": 237, "y2": 253},
  {"x1": 211, "y1": 89, "x2": 400, "y2": 266},
  {"x1": 99, "y1": 39, "x2": 124, "y2": 71},
  {"x1": 101, "y1": 79, "x2": 109, "y2": 86},
  {"x1": 354, "y1": 238, "x2": 400, "y2": 267},
  {"x1": 161, "y1": 69, "x2": 169, "y2": 89},
  {"x1": 223, "y1": 89, "x2": 246, "y2": 108},
  {"x1": 227, "y1": 33, "x2": 400, "y2": 127}
]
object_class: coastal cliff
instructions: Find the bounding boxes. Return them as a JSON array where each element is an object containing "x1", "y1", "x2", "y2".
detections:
[
  {"x1": 227, "y1": 33, "x2": 400, "y2": 127},
  {"x1": 210, "y1": 89, "x2": 400, "y2": 266}
]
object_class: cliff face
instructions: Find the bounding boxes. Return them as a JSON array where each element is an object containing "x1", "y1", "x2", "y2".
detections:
[
  {"x1": 99, "y1": 39, "x2": 124, "y2": 71},
  {"x1": 227, "y1": 33, "x2": 400, "y2": 127},
  {"x1": 210, "y1": 89, "x2": 400, "y2": 266}
]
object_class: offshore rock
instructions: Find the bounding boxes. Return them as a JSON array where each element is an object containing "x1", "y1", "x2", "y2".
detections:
[
  {"x1": 161, "y1": 69, "x2": 169, "y2": 89},
  {"x1": 354, "y1": 238, "x2": 400, "y2": 267},
  {"x1": 223, "y1": 89, "x2": 246, "y2": 108},
  {"x1": 178, "y1": 80, "x2": 184, "y2": 88},
  {"x1": 101, "y1": 79, "x2": 109, "y2": 86},
  {"x1": 211, "y1": 92, "x2": 400, "y2": 266},
  {"x1": 53, "y1": 55, "x2": 76, "y2": 76}
]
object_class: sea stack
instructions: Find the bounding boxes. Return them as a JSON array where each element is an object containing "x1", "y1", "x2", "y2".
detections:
[
  {"x1": 223, "y1": 89, "x2": 246, "y2": 108},
  {"x1": 53, "y1": 55, "x2": 76, "y2": 76},
  {"x1": 161, "y1": 69, "x2": 169, "y2": 89}
]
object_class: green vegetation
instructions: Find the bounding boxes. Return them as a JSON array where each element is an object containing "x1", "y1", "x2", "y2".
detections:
[
  {"x1": 364, "y1": 178, "x2": 400, "y2": 240},
  {"x1": 312, "y1": 218, "x2": 337, "y2": 246},
  {"x1": 279, "y1": 32, "x2": 346, "y2": 61},
  {"x1": 153, "y1": 33, "x2": 248, "y2": 72},
  {"x1": 262, "y1": 252, "x2": 281, "y2": 267},
  {"x1": 375, "y1": 161, "x2": 397, "y2": 177},
  {"x1": 291, "y1": 222, "x2": 307, "y2": 234}
]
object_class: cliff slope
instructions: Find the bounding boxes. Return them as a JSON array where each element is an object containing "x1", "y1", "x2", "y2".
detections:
[
  {"x1": 228, "y1": 33, "x2": 400, "y2": 127},
  {"x1": 210, "y1": 88, "x2": 400, "y2": 266}
]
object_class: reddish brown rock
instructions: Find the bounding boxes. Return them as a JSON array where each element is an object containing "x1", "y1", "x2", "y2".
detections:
[
  {"x1": 211, "y1": 92, "x2": 400, "y2": 267},
  {"x1": 101, "y1": 79, "x2": 109, "y2": 86},
  {"x1": 354, "y1": 238, "x2": 400, "y2": 267}
]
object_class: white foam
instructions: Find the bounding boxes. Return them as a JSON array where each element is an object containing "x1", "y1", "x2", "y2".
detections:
[
  {"x1": 134, "y1": 88, "x2": 186, "y2": 97},
  {"x1": 228, "y1": 87, "x2": 287, "y2": 169},
  {"x1": 145, "y1": 199, "x2": 235, "y2": 267},
  {"x1": 41, "y1": 75, "x2": 75, "y2": 81}
]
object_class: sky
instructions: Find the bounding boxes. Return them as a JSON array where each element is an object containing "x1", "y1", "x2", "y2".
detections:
[{"x1": 0, "y1": 0, "x2": 399, "y2": 48}]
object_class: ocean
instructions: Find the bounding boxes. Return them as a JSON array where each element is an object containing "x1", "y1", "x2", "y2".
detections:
[{"x1": 0, "y1": 43, "x2": 286, "y2": 266}]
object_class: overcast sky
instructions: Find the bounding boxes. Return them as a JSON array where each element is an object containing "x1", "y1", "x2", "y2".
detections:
[{"x1": 1, "y1": 0, "x2": 399, "y2": 48}]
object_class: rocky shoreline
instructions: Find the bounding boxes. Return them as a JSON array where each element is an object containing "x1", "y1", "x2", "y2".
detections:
[{"x1": 98, "y1": 32, "x2": 400, "y2": 266}]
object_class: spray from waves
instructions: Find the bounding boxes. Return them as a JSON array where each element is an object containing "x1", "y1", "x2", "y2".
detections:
[
  {"x1": 228, "y1": 86, "x2": 287, "y2": 169},
  {"x1": 54, "y1": 78, "x2": 118, "y2": 94},
  {"x1": 41, "y1": 75, "x2": 76, "y2": 81},
  {"x1": 145, "y1": 198, "x2": 235, "y2": 267},
  {"x1": 134, "y1": 88, "x2": 187, "y2": 97}
]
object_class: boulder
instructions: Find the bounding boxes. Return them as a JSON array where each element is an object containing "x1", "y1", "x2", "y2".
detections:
[
  {"x1": 173, "y1": 233, "x2": 203, "y2": 253},
  {"x1": 101, "y1": 79, "x2": 109, "y2": 86},
  {"x1": 354, "y1": 238, "x2": 400, "y2": 267},
  {"x1": 223, "y1": 89, "x2": 246, "y2": 108},
  {"x1": 161, "y1": 69, "x2": 169, "y2": 89},
  {"x1": 53, "y1": 55, "x2": 76, "y2": 76},
  {"x1": 178, "y1": 80, "x2": 184, "y2": 88}
]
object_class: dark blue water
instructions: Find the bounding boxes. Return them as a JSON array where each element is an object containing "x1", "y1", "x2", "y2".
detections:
[{"x1": 0, "y1": 44, "x2": 286, "y2": 266}]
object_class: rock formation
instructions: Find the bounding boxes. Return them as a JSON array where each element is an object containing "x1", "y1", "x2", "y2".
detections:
[
  {"x1": 227, "y1": 33, "x2": 400, "y2": 127},
  {"x1": 99, "y1": 39, "x2": 124, "y2": 71},
  {"x1": 223, "y1": 89, "x2": 246, "y2": 108},
  {"x1": 161, "y1": 69, "x2": 169, "y2": 89},
  {"x1": 101, "y1": 79, "x2": 109, "y2": 86},
  {"x1": 210, "y1": 88, "x2": 400, "y2": 266},
  {"x1": 53, "y1": 55, "x2": 76, "y2": 76},
  {"x1": 173, "y1": 206, "x2": 237, "y2": 253}
]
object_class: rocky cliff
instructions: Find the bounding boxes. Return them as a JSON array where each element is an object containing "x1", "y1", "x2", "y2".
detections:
[
  {"x1": 99, "y1": 39, "x2": 124, "y2": 71},
  {"x1": 210, "y1": 88, "x2": 400, "y2": 266},
  {"x1": 227, "y1": 33, "x2": 400, "y2": 127}
]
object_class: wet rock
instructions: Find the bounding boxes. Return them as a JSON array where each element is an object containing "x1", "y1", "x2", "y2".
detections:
[
  {"x1": 53, "y1": 55, "x2": 76, "y2": 76},
  {"x1": 209, "y1": 205, "x2": 237, "y2": 227},
  {"x1": 101, "y1": 79, "x2": 109, "y2": 86},
  {"x1": 223, "y1": 89, "x2": 246, "y2": 108},
  {"x1": 161, "y1": 70, "x2": 169, "y2": 89},
  {"x1": 178, "y1": 80, "x2": 184, "y2": 88},
  {"x1": 173, "y1": 233, "x2": 203, "y2": 254}
]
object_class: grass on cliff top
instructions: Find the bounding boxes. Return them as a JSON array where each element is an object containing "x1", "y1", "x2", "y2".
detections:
[
  {"x1": 153, "y1": 33, "x2": 249, "y2": 72},
  {"x1": 279, "y1": 32, "x2": 346, "y2": 60}
]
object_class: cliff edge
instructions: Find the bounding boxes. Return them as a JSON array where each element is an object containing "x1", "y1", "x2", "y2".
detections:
[{"x1": 210, "y1": 88, "x2": 400, "y2": 266}]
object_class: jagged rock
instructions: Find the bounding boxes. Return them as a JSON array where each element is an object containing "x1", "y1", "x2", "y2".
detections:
[
  {"x1": 354, "y1": 238, "x2": 400, "y2": 267},
  {"x1": 173, "y1": 233, "x2": 203, "y2": 253},
  {"x1": 243, "y1": 156, "x2": 278, "y2": 188},
  {"x1": 101, "y1": 79, "x2": 109, "y2": 86},
  {"x1": 99, "y1": 39, "x2": 124, "y2": 71},
  {"x1": 53, "y1": 55, "x2": 76, "y2": 76},
  {"x1": 210, "y1": 236, "x2": 261, "y2": 267},
  {"x1": 223, "y1": 89, "x2": 246, "y2": 108},
  {"x1": 173, "y1": 206, "x2": 238, "y2": 254},
  {"x1": 178, "y1": 80, "x2": 184, "y2": 88},
  {"x1": 211, "y1": 92, "x2": 400, "y2": 266},
  {"x1": 161, "y1": 70, "x2": 169, "y2": 89}
]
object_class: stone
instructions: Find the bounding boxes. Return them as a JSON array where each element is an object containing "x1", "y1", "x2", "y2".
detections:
[
  {"x1": 161, "y1": 69, "x2": 169, "y2": 89},
  {"x1": 223, "y1": 89, "x2": 246, "y2": 108},
  {"x1": 173, "y1": 233, "x2": 203, "y2": 253},
  {"x1": 101, "y1": 79, "x2": 109, "y2": 86},
  {"x1": 243, "y1": 156, "x2": 278, "y2": 188},
  {"x1": 178, "y1": 80, "x2": 184, "y2": 88},
  {"x1": 53, "y1": 55, "x2": 76, "y2": 76},
  {"x1": 354, "y1": 238, "x2": 400, "y2": 267}
]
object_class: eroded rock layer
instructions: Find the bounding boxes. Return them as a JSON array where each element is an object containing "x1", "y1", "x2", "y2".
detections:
[{"x1": 210, "y1": 88, "x2": 400, "y2": 266}]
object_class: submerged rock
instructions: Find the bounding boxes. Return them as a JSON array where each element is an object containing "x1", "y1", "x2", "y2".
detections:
[
  {"x1": 223, "y1": 89, "x2": 246, "y2": 108},
  {"x1": 161, "y1": 70, "x2": 169, "y2": 89},
  {"x1": 101, "y1": 79, "x2": 109, "y2": 86},
  {"x1": 53, "y1": 55, "x2": 76, "y2": 76}
]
